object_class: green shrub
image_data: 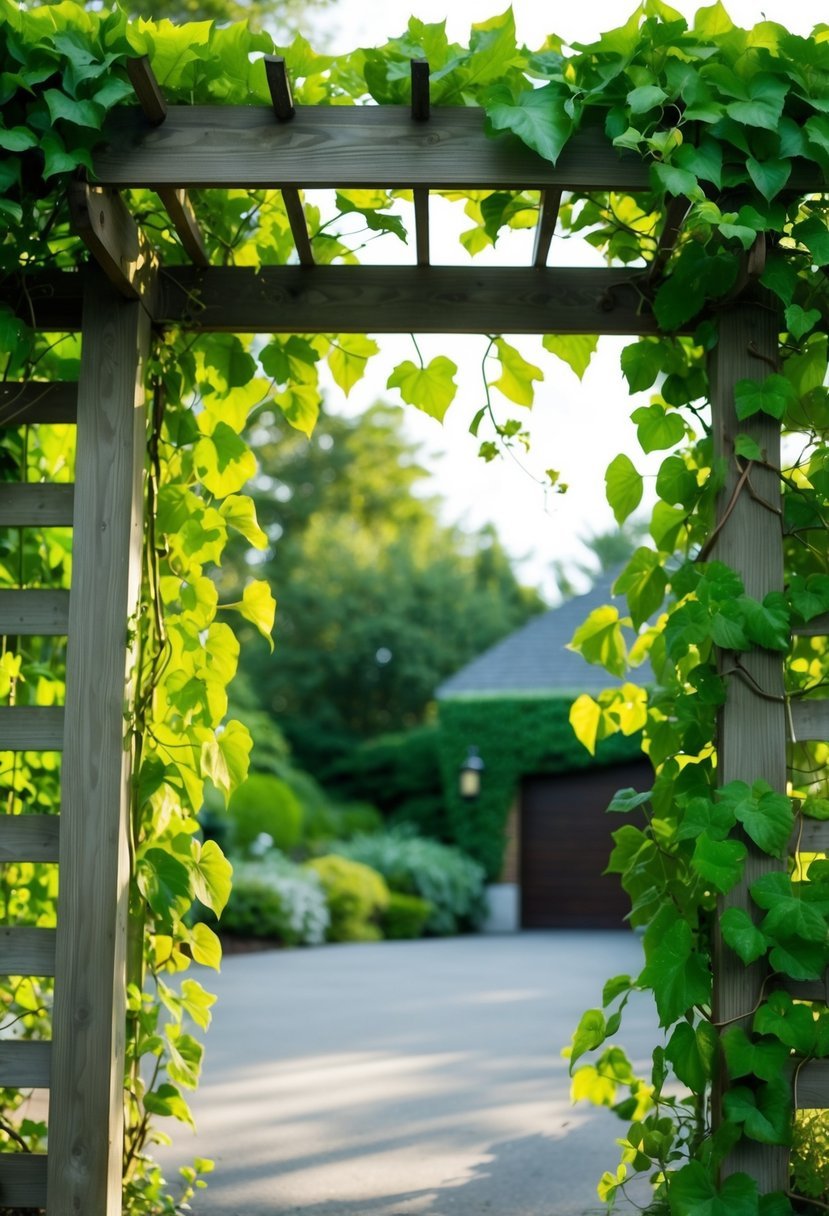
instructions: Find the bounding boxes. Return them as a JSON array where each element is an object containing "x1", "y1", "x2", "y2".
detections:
[
  {"x1": 334, "y1": 801, "x2": 384, "y2": 838},
  {"x1": 305, "y1": 855, "x2": 389, "y2": 942},
  {"x1": 334, "y1": 829, "x2": 485, "y2": 935},
  {"x1": 228, "y1": 773, "x2": 304, "y2": 854},
  {"x1": 384, "y1": 892, "x2": 433, "y2": 940},
  {"x1": 792, "y1": 1110, "x2": 829, "y2": 1203},
  {"x1": 198, "y1": 855, "x2": 329, "y2": 945}
]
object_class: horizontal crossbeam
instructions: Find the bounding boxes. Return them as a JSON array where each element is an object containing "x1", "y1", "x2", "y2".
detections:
[
  {"x1": 94, "y1": 106, "x2": 823, "y2": 195},
  {"x1": 6, "y1": 266, "x2": 664, "y2": 335},
  {"x1": 1, "y1": 926, "x2": 57, "y2": 976},
  {"x1": 0, "y1": 589, "x2": 70, "y2": 635},
  {"x1": 0, "y1": 382, "x2": 77, "y2": 427},
  {"x1": 0, "y1": 1154, "x2": 48, "y2": 1207},
  {"x1": 0, "y1": 1039, "x2": 52, "y2": 1087},
  {"x1": 0, "y1": 813, "x2": 60, "y2": 863}
]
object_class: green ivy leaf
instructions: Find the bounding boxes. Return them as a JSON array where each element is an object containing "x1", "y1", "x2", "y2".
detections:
[
  {"x1": 733, "y1": 434, "x2": 764, "y2": 462},
  {"x1": 665, "y1": 1020, "x2": 717, "y2": 1093},
  {"x1": 751, "y1": 873, "x2": 828, "y2": 943},
  {"x1": 737, "y1": 593, "x2": 790, "y2": 652},
  {"x1": 668, "y1": 1160, "x2": 758, "y2": 1216},
  {"x1": 144, "y1": 1083, "x2": 196, "y2": 1129},
  {"x1": 613, "y1": 547, "x2": 667, "y2": 628},
  {"x1": 652, "y1": 162, "x2": 699, "y2": 198},
  {"x1": 607, "y1": 788, "x2": 652, "y2": 813},
  {"x1": 569, "y1": 605, "x2": 629, "y2": 678},
  {"x1": 490, "y1": 339, "x2": 543, "y2": 406},
  {"x1": 190, "y1": 840, "x2": 232, "y2": 918},
  {"x1": 723, "y1": 1078, "x2": 792, "y2": 1145},
  {"x1": 746, "y1": 156, "x2": 792, "y2": 201},
  {"x1": 602, "y1": 975, "x2": 633, "y2": 1006},
  {"x1": 605, "y1": 454, "x2": 643, "y2": 524},
  {"x1": 726, "y1": 75, "x2": 788, "y2": 132},
  {"x1": 484, "y1": 81, "x2": 574, "y2": 166},
  {"x1": 541, "y1": 334, "x2": 598, "y2": 380},
  {"x1": 387, "y1": 355, "x2": 458, "y2": 420},
  {"x1": 43, "y1": 87, "x2": 104, "y2": 129},
  {"x1": 691, "y1": 833, "x2": 747, "y2": 893},
  {"x1": 720, "y1": 908, "x2": 768, "y2": 965},
  {"x1": 218, "y1": 495, "x2": 267, "y2": 549},
  {"x1": 656, "y1": 454, "x2": 698, "y2": 507},
  {"x1": 793, "y1": 216, "x2": 829, "y2": 266},
  {"x1": 620, "y1": 340, "x2": 664, "y2": 393},
  {"x1": 139, "y1": 848, "x2": 192, "y2": 923},
  {"x1": 733, "y1": 375, "x2": 797, "y2": 422},
  {"x1": 328, "y1": 334, "x2": 379, "y2": 396},
  {"x1": 785, "y1": 305, "x2": 821, "y2": 341},
  {"x1": 0, "y1": 126, "x2": 37, "y2": 152},
  {"x1": 632, "y1": 403, "x2": 686, "y2": 453},
  {"x1": 639, "y1": 918, "x2": 712, "y2": 1027},
  {"x1": 722, "y1": 1027, "x2": 790, "y2": 1083},
  {"x1": 569, "y1": 1009, "x2": 607, "y2": 1069}
]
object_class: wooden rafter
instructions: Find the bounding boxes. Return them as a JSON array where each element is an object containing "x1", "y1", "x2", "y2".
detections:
[
  {"x1": 411, "y1": 60, "x2": 431, "y2": 266},
  {"x1": 264, "y1": 55, "x2": 314, "y2": 267},
  {"x1": 125, "y1": 56, "x2": 209, "y2": 267},
  {"x1": 532, "y1": 188, "x2": 562, "y2": 268}
]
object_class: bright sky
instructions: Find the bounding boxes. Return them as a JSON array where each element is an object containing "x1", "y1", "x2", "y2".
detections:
[{"x1": 299, "y1": 1, "x2": 821, "y2": 598}]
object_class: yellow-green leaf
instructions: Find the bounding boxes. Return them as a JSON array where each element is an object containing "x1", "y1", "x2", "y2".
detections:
[
  {"x1": 190, "y1": 923, "x2": 222, "y2": 970},
  {"x1": 570, "y1": 693, "x2": 601, "y2": 756},
  {"x1": 386, "y1": 356, "x2": 458, "y2": 421},
  {"x1": 224, "y1": 581, "x2": 276, "y2": 649},
  {"x1": 491, "y1": 338, "x2": 543, "y2": 406},
  {"x1": 219, "y1": 495, "x2": 268, "y2": 549},
  {"x1": 328, "y1": 334, "x2": 380, "y2": 396}
]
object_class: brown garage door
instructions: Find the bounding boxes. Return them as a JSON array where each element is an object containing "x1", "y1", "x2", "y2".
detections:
[{"x1": 520, "y1": 761, "x2": 652, "y2": 929}]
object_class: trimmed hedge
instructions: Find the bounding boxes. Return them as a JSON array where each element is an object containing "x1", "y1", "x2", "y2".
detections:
[
  {"x1": 384, "y1": 892, "x2": 433, "y2": 940},
  {"x1": 306, "y1": 854, "x2": 389, "y2": 942},
  {"x1": 437, "y1": 695, "x2": 644, "y2": 880}
]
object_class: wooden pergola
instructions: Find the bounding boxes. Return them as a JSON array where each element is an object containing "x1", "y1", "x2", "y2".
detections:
[{"x1": 1, "y1": 54, "x2": 828, "y2": 1216}]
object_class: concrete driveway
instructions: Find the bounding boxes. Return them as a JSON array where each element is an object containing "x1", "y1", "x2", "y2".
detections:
[{"x1": 159, "y1": 932, "x2": 660, "y2": 1215}]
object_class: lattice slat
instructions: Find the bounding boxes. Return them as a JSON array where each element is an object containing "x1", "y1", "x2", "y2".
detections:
[
  {"x1": 0, "y1": 706, "x2": 65, "y2": 751},
  {"x1": 0, "y1": 1153, "x2": 48, "y2": 1207},
  {"x1": 0, "y1": 1040, "x2": 51, "y2": 1087},
  {"x1": 0, "y1": 484, "x2": 74, "y2": 528},
  {"x1": 0, "y1": 382, "x2": 78, "y2": 427},
  {"x1": 0, "y1": 589, "x2": 70, "y2": 635},
  {"x1": 0, "y1": 814, "x2": 60, "y2": 863},
  {"x1": 1, "y1": 926, "x2": 57, "y2": 977}
]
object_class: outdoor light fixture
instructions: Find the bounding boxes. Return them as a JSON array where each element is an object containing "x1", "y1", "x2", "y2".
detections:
[{"x1": 459, "y1": 746, "x2": 485, "y2": 800}]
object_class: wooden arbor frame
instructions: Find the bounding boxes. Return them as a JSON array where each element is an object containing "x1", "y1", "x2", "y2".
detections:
[{"x1": 1, "y1": 55, "x2": 828, "y2": 1214}]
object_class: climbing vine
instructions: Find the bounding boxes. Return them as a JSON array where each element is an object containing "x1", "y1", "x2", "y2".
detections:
[{"x1": 1, "y1": 0, "x2": 829, "y2": 1213}]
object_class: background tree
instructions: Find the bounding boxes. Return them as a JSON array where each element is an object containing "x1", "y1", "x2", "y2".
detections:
[{"x1": 227, "y1": 402, "x2": 544, "y2": 776}]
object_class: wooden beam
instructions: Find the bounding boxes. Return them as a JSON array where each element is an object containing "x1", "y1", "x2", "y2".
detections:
[
  {"x1": 69, "y1": 182, "x2": 159, "y2": 305},
  {"x1": 0, "y1": 483, "x2": 74, "y2": 527},
  {"x1": 125, "y1": 56, "x2": 166, "y2": 125},
  {"x1": 1, "y1": 926, "x2": 57, "y2": 976},
  {"x1": 792, "y1": 817, "x2": 829, "y2": 853},
  {"x1": 48, "y1": 265, "x2": 153, "y2": 1216},
  {"x1": 0, "y1": 1154, "x2": 48, "y2": 1207},
  {"x1": 1, "y1": 269, "x2": 84, "y2": 332},
  {"x1": 709, "y1": 296, "x2": 788, "y2": 1190},
  {"x1": 0, "y1": 707, "x2": 65, "y2": 751},
  {"x1": 648, "y1": 196, "x2": 691, "y2": 283},
  {"x1": 0, "y1": 1040, "x2": 51, "y2": 1088},
  {"x1": 265, "y1": 55, "x2": 295, "y2": 120},
  {"x1": 0, "y1": 589, "x2": 70, "y2": 635},
  {"x1": 0, "y1": 382, "x2": 77, "y2": 427},
  {"x1": 411, "y1": 59, "x2": 430, "y2": 122},
  {"x1": 790, "y1": 699, "x2": 829, "y2": 742},
  {"x1": 532, "y1": 188, "x2": 562, "y2": 268},
  {"x1": 95, "y1": 106, "x2": 677, "y2": 192},
  {"x1": 157, "y1": 265, "x2": 663, "y2": 334},
  {"x1": 157, "y1": 187, "x2": 209, "y2": 267},
  {"x1": 282, "y1": 188, "x2": 314, "y2": 267},
  {"x1": 796, "y1": 1059, "x2": 829, "y2": 1110},
  {"x1": 0, "y1": 814, "x2": 60, "y2": 863},
  {"x1": 786, "y1": 976, "x2": 829, "y2": 1001},
  {"x1": 793, "y1": 612, "x2": 829, "y2": 636}
]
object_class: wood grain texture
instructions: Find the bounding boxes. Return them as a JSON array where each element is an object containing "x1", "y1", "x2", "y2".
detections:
[
  {"x1": 0, "y1": 707, "x2": 65, "y2": 751},
  {"x1": 0, "y1": 814, "x2": 60, "y2": 863},
  {"x1": 159, "y1": 265, "x2": 661, "y2": 334},
  {"x1": 0, "y1": 483, "x2": 74, "y2": 528},
  {"x1": 0, "y1": 382, "x2": 77, "y2": 427},
  {"x1": 0, "y1": 1039, "x2": 51, "y2": 1087},
  {"x1": 48, "y1": 267, "x2": 152, "y2": 1216},
  {"x1": 0, "y1": 589, "x2": 70, "y2": 635},
  {"x1": 792, "y1": 817, "x2": 829, "y2": 853},
  {"x1": 792, "y1": 612, "x2": 829, "y2": 636},
  {"x1": 69, "y1": 183, "x2": 159, "y2": 305},
  {"x1": 1, "y1": 926, "x2": 57, "y2": 976},
  {"x1": 94, "y1": 106, "x2": 658, "y2": 191},
  {"x1": 790, "y1": 699, "x2": 829, "y2": 743},
  {"x1": 157, "y1": 187, "x2": 209, "y2": 267},
  {"x1": 0, "y1": 1153, "x2": 48, "y2": 1207},
  {"x1": 796, "y1": 1059, "x2": 829, "y2": 1110},
  {"x1": 5, "y1": 265, "x2": 674, "y2": 336},
  {"x1": 532, "y1": 189, "x2": 561, "y2": 268},
  {"x1": 709, "y1": 299, "x2": 788, "y2": 1189}
]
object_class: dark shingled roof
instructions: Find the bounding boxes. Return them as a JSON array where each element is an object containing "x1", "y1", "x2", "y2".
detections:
[{"x1": 436, "y1": 567, "x2": 653, "y2": 699}]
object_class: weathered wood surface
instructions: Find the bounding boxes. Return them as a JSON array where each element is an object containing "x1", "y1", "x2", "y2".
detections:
[
  {"x1": 0, "y1": 483, "x2": 74, "y2": 528},
  {"x1": 0, "y1": 1153, "x2": 48, "y2": 1207},
  {"x1": 94, "y1": 106, "x2": 823, "y2": 194},
  {"x1": 0, "y1": 1039, "x2": 51, "y2": 1087},
  {"x1": 708, "y1": 299, "x2": 788, "y2": 1189},
  {"x1": 0, "y1": 589, "x2": 70, "y2": 635},
  {"x1": 157, "y1": 187, "x2": 209, "y2": 267},
  {"x1": 48, "y1": 267, "x2": 152, "y2": 1216},
  {"x1": 0, "y1": 814, "x2": 60, "y2": 863},
  {"x1": 791, "y1": 611, "x2": 829, "y2": 636},
  {"x1": 790, "y1": 698, "x2": 829, "y2": 743},
  {"x1": 0, "y1": 926, "x2": 57, "y2": 976},
  {"x1": 786, "y1": 975, "x2": 829, "y2": 1000},
  {"x1": 4, "y1": 264, "x2": 676, "y2": 336},
  {"x1": 792, "y1": 816, "x2": 829, "y2": 853},
  {"x1": 532, "y1": 189, "x2": 561, "y2": 268},
  {"x1": 158, "y1": 265, "x2": 661, "y2": 334},
  {"x1": 69, "y1": 182, "x2": 159, "y2": 305},
  {"x1": 0, "y1": 707, "x2": 65, "y2": 751},
  {"x1": 0, "y1": 382, "x2": 78, "y2": 427},
  {"x1": 796, "y1": 1059, "x2": 829, "y2": 1110}
]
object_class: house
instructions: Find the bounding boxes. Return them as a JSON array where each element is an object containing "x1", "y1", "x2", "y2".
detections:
[{"x1": 435, "y1": 569, "x2": 653, "y2": 932}]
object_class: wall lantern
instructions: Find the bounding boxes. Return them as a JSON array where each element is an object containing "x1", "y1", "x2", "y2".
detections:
[{"x1": 459, "y1": 746, "x2": 485, "y2": 801}]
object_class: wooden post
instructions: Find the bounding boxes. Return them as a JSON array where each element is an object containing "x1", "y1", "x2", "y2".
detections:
[
  {"x1": 47, "y1": 267, "x2": 152, "y2": 1214},
  {"x1": 708, "y1": 295, "x2": 788, "y2": 1188}
]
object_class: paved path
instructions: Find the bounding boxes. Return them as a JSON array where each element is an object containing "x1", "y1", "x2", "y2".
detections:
[{"x1": 159, "y1": 932, "x2": 659, "y2": 1215}]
